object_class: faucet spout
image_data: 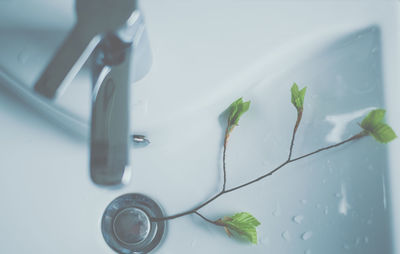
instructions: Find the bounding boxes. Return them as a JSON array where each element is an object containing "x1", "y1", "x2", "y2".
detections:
[
  {"x1": 89, "y1": 9, "x2": 150, "y2": 186},
  {"x1": 90, "y1": 34, "x2": 133, "y2": 186}
]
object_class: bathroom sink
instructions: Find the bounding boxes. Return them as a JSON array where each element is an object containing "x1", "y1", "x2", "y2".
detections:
[{"x1": 0, "y1": 0, "x2": 399, "y2": 254}]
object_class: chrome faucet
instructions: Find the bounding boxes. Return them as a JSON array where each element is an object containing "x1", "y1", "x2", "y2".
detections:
[{"x1": 33, "y1": 0, "x2": 151, "y2": 186}]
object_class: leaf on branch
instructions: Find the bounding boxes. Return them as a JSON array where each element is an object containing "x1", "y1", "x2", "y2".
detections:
[
  {"x1": 216, "y1": 212, "x2": 261, "y2": 244},
  {"x1": 227, "y1": 98, "x2": 251, "y2": 133},
  {"x1": 361, "y1": 109, "x2": 397, "y2": 144},
  {"x1": 291, "y1": 83, "x2": 307, "y2": 112}
]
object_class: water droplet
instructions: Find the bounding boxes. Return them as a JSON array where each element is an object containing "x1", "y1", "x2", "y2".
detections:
[
  {"x1": 338, "y1": 183, "x2": 351, "y2": 215},
  {"x1": 364, "y1": 236, "x2": 369, "y2": 244},
  {"x1": 281, "y1": 231, "x2": 291, "y2": 241},
  {"x1": 324, "y1": 206, "x2": 329, "y2": 215},
  {"x1": 301, "y1": 231, "x2": 313, "y2": 240},
  {"x1": 335, "y1": 193, "x2": 342, "y2": 198},
  {"x1": 335, "y1": 75, "x2": 344, "y2": 84},
  {"x1": 367, "y1": 219, "x2": 372, "y2": 225},
  {"x1": 316, "y1": 203, "x2": 322, "y2": 209},
  {"x1": 17, "y1": 49, "x2": 30, "y2": 64},
  {"x1": 382, "y1": 175, "x2": 388, "y2": 210},
  {"x1": 132, "y1": 99, "x2": 149, "y2": 115},
  {"x1": 355, "y1": 237, "x2": 361, "y2": 246},
  {"x1": 262, "y1": 134, "x2": 272, "y2": 143},
  {"x1": 300, "y1": 199, "x2": 307, "y2": 205},
  {"x1": 292, "y1": 215, "x2": 304, "y2": 224},
  {"x1": 343, "y1": 244, "x2": 350, "y2": 250},
  {"x1": 371, "y1": 47, "x2": 378, "y2": 53},
  {"x1": 326, "y1": 160, "x2": 334, "y2": 173},
  {"x1": 190, "y1": 240, "x2": 197, "y2": 247},
  {"x1": 304, "y1": 249, "x2": 312, "y2": 254},
  {"x1": 260, "y1": 235, "x2": 270, "y2": 245},
  {"x1": 322, "y1": 179, "x2": 327, "y2": 184},
  {"x1": 272, "y1": 204, "x2": 281, "y2": 217}
]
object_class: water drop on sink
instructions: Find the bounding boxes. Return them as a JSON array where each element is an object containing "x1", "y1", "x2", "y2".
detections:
[
  {"x1": 338, "y1": 183, "x2": 350, "y2": 215},
  {"x1": 272, "y1": 204, "x2": 281, "y2": 217},
  {"x1": 260, "y1": 235, "x2": 270, "y2": 245},
  {"x1": 17, "y1": 49, "x2": 30, "y2": 64},
  {"x1": 355, "y1": 237, "x2": 361, "y2": 246},
  {"x1": 304, "y1": 249, "x2": 312, "y2": 254},
  {"x1": 324, "y1": 207, "x2": 329, "y2": 215},
  {"x1": 343, "y1": 244, "x2": 350, "y2": 250},
  {"x1": 301, "y1": 231, "x2": 313, "y2": 240},
  {"x1": 281, "y1": 231, "x2": 291, "y2": 241},
  {"x1": 335, "y1": 74, "x2": 344, "y2": 84},
  {"x1": 300, "y1": 199, "x2": 307, "y2": 205},
  {"x1": 262, "y1": 133, "x2": 270, "y2": 143},
  {"x1": 191, "y1": 240, "x2": 197, "y2": 247},
  {"x1": 364, "y1": 236, "x2": 369, "y2": 244},
  {"x1": 292, "y1": 215, "x2": 304, "y2": 224}
]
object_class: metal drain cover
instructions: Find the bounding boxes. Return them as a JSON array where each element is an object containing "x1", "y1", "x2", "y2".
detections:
[{"x1": 102, "y1": 193, "x2": 166, "y2": 254}]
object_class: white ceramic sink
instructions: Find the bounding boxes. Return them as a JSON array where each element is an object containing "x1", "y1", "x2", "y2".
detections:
[{"x1": 0, "y1": 1, "x2": 400, "y2": 254}]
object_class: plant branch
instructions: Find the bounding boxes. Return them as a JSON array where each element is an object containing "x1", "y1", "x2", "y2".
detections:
[
  {"x1": 288, "y1": 110, "x2": 302, "y2": 160},
  {"x1": 195, "y1": 212, "x2": 222, "y2": 226},
  {"x1": 224, "y1": 161, "x2": 288, "y2": 193},
  {"x1": 225, "y1": 110, "x2": 302, "y2": 194},
  {"x1": 150, "y1": 131, "x2": 367, "y2": 223},
  {"x1": 150, "y1": 192, "x2": 224, "y2": 222},
  {"x1": 222, "y1": 129, "x2": 229, "y2": 191},
  {"x1": 225, "y1": 131, "x2": 367, "y2": 193},
  {"x1": 289, "y1": 130, "x2": 368, "y2": 163}
]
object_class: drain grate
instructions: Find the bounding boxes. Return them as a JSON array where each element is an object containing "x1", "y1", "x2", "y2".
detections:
[{"x1": 102, "y1": 193, "x2": 166, "y2": 254}]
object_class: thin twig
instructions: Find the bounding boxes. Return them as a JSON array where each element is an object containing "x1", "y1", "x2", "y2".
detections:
[
  {"x1": 288, "y1": 110, "x2": 302, "y2": 160},
  {"x1": 150, "y1": 122, "x2": 368, "y2": 223},
  {"x1": 290, "y1": 131, "x2": 368, "y2": 163},
  {"x1": 195, "y1": 212, "x2": 222, "y2": 226},
  {"x1": 222, "y1": 130, "x2": 229, "y2": 191},
  {"x1": 150, "y1": 192, "x2": 224, "y2": 222},
  {"x1": 224, "y1": 161, "x2": 288, "y2": 193}
]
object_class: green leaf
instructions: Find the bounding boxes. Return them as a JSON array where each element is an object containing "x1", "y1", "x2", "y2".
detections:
[
  {"x1": 227, "y1": 98, "x2": 251, "y2": 133},
  {"x1": 369, "y1": 123, "x2": 397, "y2": 144},
  {"x1": 217, "y1": 212, "x2": 261, "y2": 244},
  {"x1": 361, "y1": 109, "x2": 385, "y2": 131},
  {"x1": 360, "y1": 109, "x2": 397, "y2": 144},
  {"x1": 291, "y1": 83, "x2": 307, "y2": 111},
  {"x1": 227, "y1": 98, "x2": 241, "y2": 127}
]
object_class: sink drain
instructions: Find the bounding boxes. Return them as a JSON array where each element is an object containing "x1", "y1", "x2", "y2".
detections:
[{"x1": 102, "y1": 193, "x2": 166, "y2": 254}]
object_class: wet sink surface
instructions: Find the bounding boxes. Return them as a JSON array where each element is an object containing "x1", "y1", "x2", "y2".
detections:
[{"x1": 0, "y1": 1, "x2": 399, "y2": 254}]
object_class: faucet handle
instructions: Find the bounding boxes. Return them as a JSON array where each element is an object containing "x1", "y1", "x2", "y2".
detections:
[{"x1": 34, "y1": 0, "x2": 137, "y2": 99}]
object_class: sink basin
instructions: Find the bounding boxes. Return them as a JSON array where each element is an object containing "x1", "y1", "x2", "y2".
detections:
[{"x1": 0, "y1": 0, "x2": 399, "y2": 254}]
